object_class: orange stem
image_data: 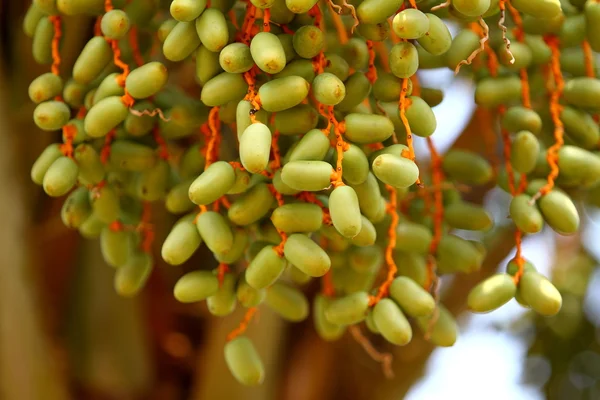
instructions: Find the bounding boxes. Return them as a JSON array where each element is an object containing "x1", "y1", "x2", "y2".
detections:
[
  {"x1": 48, "y1": 16, "x2": 62, "y2": 76},
  {"x1": 217, "y1": 263, "x2": 229, "y2": 287},
  {"x1": 369, "y1": 186, "x2": 398, "y2": 306},
  {"x1": 226, "y1": 307, "x2": 258, "y2": 342},
  {"x1": 533, "y1": 37, "x2": 564, "y2": 200},
  {"x1": 365, "y1": 40, "x2": 377, "y2": 83},
  {"x1": 100, "y1": 130, "x2": 116, "y2": 164}
]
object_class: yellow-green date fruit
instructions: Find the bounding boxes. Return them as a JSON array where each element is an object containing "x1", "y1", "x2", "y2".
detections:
[
  {"x1": 283, "y1": 234, "x2": 331, "y2": 277},
  {"x1": 372, "y1": 298, "x2": 412, "y2": 346},
  {"x1": 325, "y1": 291, "x2": 370, "y2": 326},
  {"x1": 518, "y1": 270, "x2": 562, "y2": 316},
  {"x1": 174, "y1": 270, "x2": 219, "y2": 303},
  {"x1": 389, "y1": 276, "x2": 435, "y2": 317},
  {"x1": 314, "y1": 294, "x2": 346, "y2": 341},
  {"x1": 467, "y1": 274, "x2": 517, "y2": 313},
  {"x1": 246, "y1": 246, "x2": 286, "y2": 289},
  {"x1": 224, "y1": 336, "x2": 265, "y2": 386},
  {"x1": 329, "y1": 185, "x2": 362, "y2": 238},
  {"x1": 265, "y1": 282, "x2": 309, "y2": 322}
]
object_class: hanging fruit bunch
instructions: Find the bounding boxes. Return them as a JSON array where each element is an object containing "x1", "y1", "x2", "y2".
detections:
[{"x1": 24, "y1": 0, "x2": 600, "y2": 386}]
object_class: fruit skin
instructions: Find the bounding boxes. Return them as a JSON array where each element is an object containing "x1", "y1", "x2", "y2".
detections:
[
  {"x1": 265, "y1": 282, "x2": 309, "y2": 322},
  {"x1": 314, "y1": 294, "x2": 346, "y2": 341},
  {"x1": 467, "y1": 274, "x2": 517, "y2": 313},
  {"x1": 392, "y1": 9, "x2": 429, "y2": 39},
  {"x1": 283, "y1": 234, "x2": 331, "y2": 277},
  {"x1": 509, "y1": 194, "x2": 544, "y2": 234},
  {"x1": 174, "y1": 270, "x2": 219, "y2": 303},
  {"x1": 224, "y1": 337, "x2": 265, "y2": 386},
  {"x1": 250, "y1": 31, "x2": 287, "y2": 74},
  {"x1": 324, "y1": 291, "x2": 371, "y2": 326},
  {"x1": 373, "y1": 298, "x2": 412, "y2": 345},
  {"x1": 329, "y1": 185, "x2": 362, "y2": 239},
  {"x1": 538, "y1": 190, "x2": 580, "y2": 235},
  {"x1": 389, "y1": 276, "x2": 435, "y2": 317},
  {"x1": 417, "y1": 14, "x2": 452, "y2": 56},
  {"x1": 246, "y1": 246, "x2": 286, "y2": 289},
  {"x1": 518, "y1": 270, "x2": 562, "y2": 316},
  {"x1": 125, "y1": 62, "x2": 168, "y2": 99}
]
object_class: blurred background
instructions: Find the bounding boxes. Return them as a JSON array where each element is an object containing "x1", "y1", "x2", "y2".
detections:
[{"x1": 1, "y1": 2, "x2": 600, "y2": 400}]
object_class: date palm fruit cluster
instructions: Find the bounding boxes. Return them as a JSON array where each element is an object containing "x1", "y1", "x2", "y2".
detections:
[{"x1": 25, "y1": 0, "x2": 600, "y2": 386}]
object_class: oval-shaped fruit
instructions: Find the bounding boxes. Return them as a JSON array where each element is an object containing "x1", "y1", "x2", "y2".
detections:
[
  {"x1": 284, "y1": 234, "x2": 331, "y2": 277},
  {"x1": 114, "y1": 252, "x2": 153, "y2": 297},
  {"x1": 224, "y1": 336, "x2": 265, "y2": 386},
  {"x1": 73, "y1": 36, "x2": 112, "y2": 84},
  {"x1": 518, "y1": 270, "x2": 562, "y2": 316},
  {"x1": 43, "y1": 156, "x2": 78, "y2": 197},
  {"x1": 34, "y1": 101, "x2": 70, "y2": 131},
  {"x1": 163, "y1": 21, "x2": 201, "y2": 61},
  {"x1": 357, "y1": 0, "x2": 403, "y2": 24},
  {"x1": 390, "y1": 41, "x2": 419, "y2": 79},
  {"x1": 250, "y1": 31, "x2": 287, "y2": 74},
  {"x1": 227, "y1": 183, "x2": 274, "y2": 226},
  {"x1": 246, "y1": 246, "x2": 286, "y2": 289},
  {"x1": 501, "y1": 106, "x2": 542, "y2": 134},
  {"x1": 372, "y1": 154, "x2": 419, "y2": 189},
  {"x1": 292, "y1": 25, "x2": 324, "y2": 59},
  {"x1": 207, "y1": 273, "x2": 237, "y2": 316},
  {"x1": 392, "y1": 8, "x2": 429, "y2": 39},
  {"x1": 100, "y1": 227, "x2": 131, "y2": 268},
  {"x1": 416, "y1": 305, "x2": 457, "y2": 347},
  {"x1": 373, "y1": 298, "x2": 412, "y2": 346},
  {"x1": 219, "y1": 42, "x2": 254, "y2": 73},
  {"x1": 324, "y1": 291, "x2": 370, "y2": 326},
  {"x1": 236, "y1": 276, "x2": 266, "y2": 308},
  {"x1": 201, "y1": 72, "x2": 248, "y2": 107},
  {"x1": 84, "y1": 96, "x2": 129, "y2": 138},
  {"x1": 329, "y1": 185, "x2": 362, "y2": 238},
  {"x1": 61, "y1": 187, "x2": 91, "y2": 229},
  {"x1": 258, "y1": 76, "x2": 310, "y2": 112},
  {"x1": 280, "y1": 161, "x2": 333, "y2": 191},
  {"x1": 189, "y1": 161, "x2": 236, "y2": 205},
  {"x1": 436, "y1": 234, "x2": 484, "y2": 274},
  {"x1": 314, "y1": 294, "x2": 346, "y2": 341},
  {"x1": 162, "y1": 215, "x2": 203, "y2": 265},
  {"x1": 344, "y1": 113, "x2": 394, "y2": 144},
  {"x1": 417, "y1": 14, "x2": 452, "y2": 55},
  {"x1": 265, "y1": 282, "x2": 309, "y2": 322},
  {"x1": 442, "y1": 149, "x2": 493, "y2": 185},
  {"x1": 239, "y1": 122, "x2": 272, "y2": 174},
  {"x1": 509, "y1": 194, "x2": 544, "y2": 234},
  {"x1": 389, "y1": 276, "x2": 436, "y2": 317},
  {"x1": 31, "y1": 143, "x2": 63, "y2": 185},
  {"x1": 444, "y1": 202, "x2": 493, "y2": 231},
  {"x1": 511, "y1": 0, "x2": 562, "y2": 20},
  {"x1": 562, "y1": 77, "x2": 600, "y2": 111},
  {"x1": 538, "y1": 190, "x2": 580, "y2": 235},
  {"x1": 196, "y1": 211, "x2": 233, "y2": 254},
  {"x1": 287, "y1": 129, "x2": 330, "y2": 162},
  {"x1": 174, "y1": 270, "x2": 219, "y2": 303},
  {"x1": 312, "y1": 72, "x2": 346, "y2": 106},
  {"x1": 511, "y1": 131, "x2": 540, "y2": 174},
  {"x1": 271, "y1": 203, "x2": 323, "y2": 233},
  {"x1": 468, "y1": 274, "x2": 517, "y2": 313},
  {"x1": 395, "y1": 221, "x2": 432, "y2": 254},
  {"x1": 196, "y1": 9, "x2": 229, "y2": 52},
  {"x1": 170, "y1": 0, "x2": 207, "y2": 21}
]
